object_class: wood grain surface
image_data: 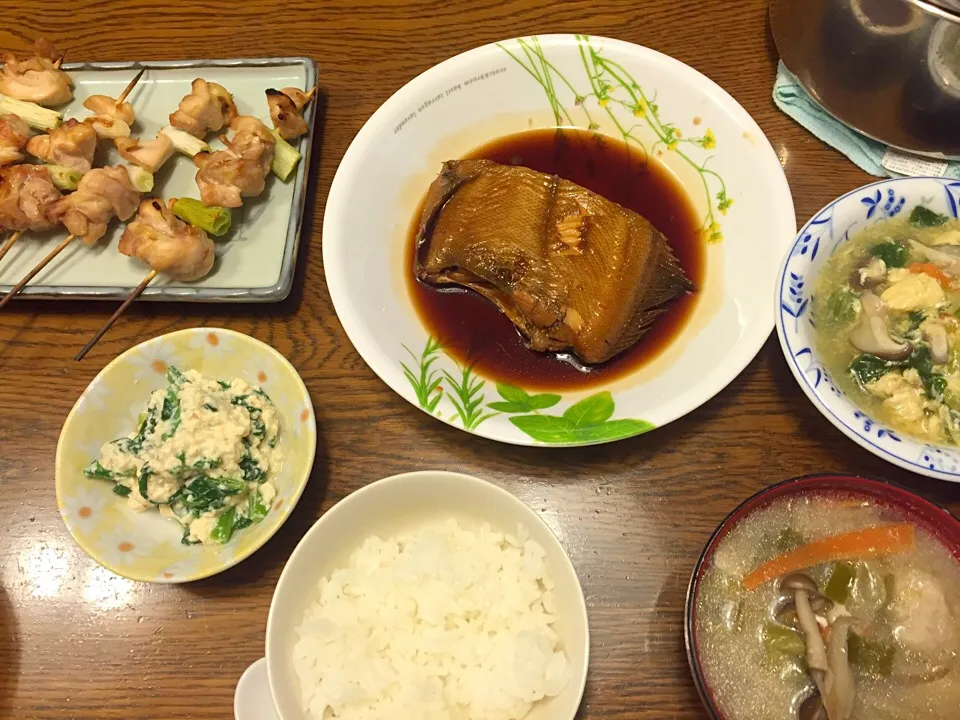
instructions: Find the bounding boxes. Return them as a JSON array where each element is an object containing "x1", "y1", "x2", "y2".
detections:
[{"x1": 1, "y1": 1, "x2": 957, "y2": 718}]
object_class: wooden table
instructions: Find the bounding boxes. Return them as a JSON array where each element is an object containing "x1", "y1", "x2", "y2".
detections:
[{"x1": 1, "y1": 1, "x2": 957, "y2": 717}]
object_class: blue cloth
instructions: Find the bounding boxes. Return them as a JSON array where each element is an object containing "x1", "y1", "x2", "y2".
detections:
[{"x1": 773, "y1": 61, "x2": 960, "y2": 179}]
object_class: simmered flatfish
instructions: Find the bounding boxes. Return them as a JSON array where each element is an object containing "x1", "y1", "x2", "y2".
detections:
[{"x1": 415, "y1": 159, "x2": 695, "y2": 364}]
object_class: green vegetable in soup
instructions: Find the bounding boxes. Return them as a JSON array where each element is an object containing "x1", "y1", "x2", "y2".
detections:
[
  {"x1": 907, "y1": 346, "x2": 947, "y2": 400},
  {"x1": 773, "y1": 528, "x2": 805, "y2": 554},
  {"x1": 850, "y1": 354, "x2": 902, "y2": 385},
  {"x1": 824, "y1": 562, "x2": 856, "y2": 604},
  {"x1": 909, "y1": 205, "x2": 949, "y2": 228},
  {"x1": 825, "y1": 288, "x2": 860, "y2": 325},
  {"x1": 869, "y1": 240, "x2": 909, "y2": 268},
  {"x1": 849, "y1": 632, "x2": 894, "y2": 676},
  {"x1": 762, "y1": 623, "x2": 805, "y2": 659}
]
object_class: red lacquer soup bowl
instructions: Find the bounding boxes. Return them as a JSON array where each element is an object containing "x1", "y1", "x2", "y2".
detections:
[{"x1": 683, "y1": 474, "x2": 960, "y2": 719}]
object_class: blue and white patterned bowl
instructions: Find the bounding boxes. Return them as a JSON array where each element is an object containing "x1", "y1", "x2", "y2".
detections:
[{"x1": 776, "y1": 176, "x2": 960, "y2": 482}]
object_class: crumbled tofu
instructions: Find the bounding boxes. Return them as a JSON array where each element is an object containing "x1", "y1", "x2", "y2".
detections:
[{"x1": 881, "y1": 271, "x2": 945, "y2": 311}]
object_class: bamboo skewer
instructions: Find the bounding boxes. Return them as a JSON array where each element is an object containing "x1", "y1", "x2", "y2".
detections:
[
  {"x1": 0, "y1": 68, "x2": 146, "y2": 311},
  {"x1": 0, "y1": 234, "x2": 75, "y2": 309},
  {"x1": 116, "y1": 67, "x2": 145, "y2": 105},
  {"x1": 0, "y1": 231, "x2": 22, "y2": 263},
  {"x1": 74, "y1": 269, "x2": 157, "y2": 360}
]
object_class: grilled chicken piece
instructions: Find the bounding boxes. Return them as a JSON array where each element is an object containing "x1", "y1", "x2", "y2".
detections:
[
  {"x1": 82, "y1": 94, "x2": 135, "y2": 125},
  {"x1": 169, "y1": 78, "x2": 237, "y2": 138},
  {"x1": 49, "y1": 166, "x2": 140, "y2": 245},
  {"x1": 0, "y1": 114, "x2": 30, "y2": 166},
  {"x1": 0, "y1": 165, "x2": 60, "y2": 231},
  {"x1": 119, "y1": 198, "x2": 215, "y2": 281},
  {"x1": 416, "y1": 159, "x2": 695, "y2": 364},
  {"x1": 265, "y1": 86, "x2": 313, "y2": 140},
  {"x1": 115, "y1": 134, "x2": 174, "y2": 173},
  {"x1": 193, "y1": 116, "x2": 275, "y2": 207},
  {"x1": 25, "y1": 119, "x2": 98, "y2": 174},
  {"x1": 0, "y1": 40, "x2": 72, "y2": 105}
]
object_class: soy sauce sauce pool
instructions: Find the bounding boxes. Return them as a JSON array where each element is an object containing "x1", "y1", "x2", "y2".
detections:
[{"x1": 407, "y1": 127, "x2": 705, "y2": 391}]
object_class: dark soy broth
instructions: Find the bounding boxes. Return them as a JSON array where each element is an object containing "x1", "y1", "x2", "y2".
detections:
[{"x1": 407, "y1": 127, "x2": 705, "y2": 391}]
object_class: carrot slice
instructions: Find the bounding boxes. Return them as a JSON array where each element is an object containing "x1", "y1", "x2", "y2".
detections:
[
  {"x1": 742, "y1": 523, "x2": 915, "y2": 591},
  {"x1": 909, "y1": 263, "x2": 951, "y2": 287}
]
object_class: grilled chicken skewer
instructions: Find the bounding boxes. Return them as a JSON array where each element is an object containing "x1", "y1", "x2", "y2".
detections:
[
  {"x1": 169, "y1": 78, "x2": 237, "y2": 138},
  {"x1": 82, "y1": 67, "x2": 145, "y2": 139},
  {"x1": 0, "y1": 114, "x2": 31, "y2": 166},
  {"x1": 0, "y1": 166, "x2": 139, "y2": 309},
  {"x1": 194, "y1": 116, "x2": 275, "y2": 207},
  {"x1": 0, "y1": 40, "x2": 72, "y2": 106},
  {"x1": 75, "y1": 197, "x2": 215, "y2": 359},
  {"x1": 265, "y1": 86, "x2": 315, "y2": 140},
  {"x1": 0, "y1": 164, "x2": 62, "y2": 262},
  {"x1": 25, "y1": 118, "x2": 98, "y2": 173}
]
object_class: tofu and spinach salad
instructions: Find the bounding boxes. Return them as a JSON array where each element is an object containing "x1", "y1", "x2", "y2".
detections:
[
  {"x1": 813, "y1": 204, "x2": 960, "y2": 446},
  {"x1": 84, "y1": 366, "x2": 282, "y2": 545}
]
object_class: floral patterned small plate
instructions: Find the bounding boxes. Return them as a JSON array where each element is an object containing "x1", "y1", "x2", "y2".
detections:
[
  {"x1": 776, "y1": 176, "x2": 960, "y2": 482},
  {"x1": 55, "y1": 328, "x2": 317, "y2": 582},
  {"x1": 323, "y1": 34, "x2": 795, "y2": 446}
]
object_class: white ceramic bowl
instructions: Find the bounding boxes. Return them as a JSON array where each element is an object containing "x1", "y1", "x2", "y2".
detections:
[
  {"x1": 776, "y1": 176, "x2": 960, "y2": 481},
  {"x1": 323, "y1": 33, "x2": 795, "y2": 447},
  {"x1": 56, "y1": 327, "x2": 317, "y2": 582},
  {"x1": 257, "y1": 471, "x2": 589, "y2": 720}
]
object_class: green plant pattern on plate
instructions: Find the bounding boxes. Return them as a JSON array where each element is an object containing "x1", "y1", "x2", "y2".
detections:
[
  {"x1": 401, "y1": 337, "x2": 655, "y2": 444},
  {"x1": 499, "y1": 35, "x2": 733, "y2": 243}
]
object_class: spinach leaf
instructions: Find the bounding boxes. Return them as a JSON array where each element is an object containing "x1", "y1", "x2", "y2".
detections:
[
  {"x1": 907, "y1": 345, "x2": 947, "y2": 400},
  {"x1": 112, "y1": 484, "x2": 131, "y2": 497},
  {"x1": 825, "y1": 288, "x2": 859, "y2": 324},
  {"x1": 239, "y1": 453, "x2": 264, "y2": 483},
  {"x1": 84, "y1": 460, "x2": 114, "y2": 480},
  {"x1": 138, "y1": 464, "x2": 159, "y2": 504},
  {"x1": 234, "y1": 515, "x2": 253, "y2": 531},
  {"x1": 166, "y1": 366, "x2": 187, "y2": 386},
  {"x1": 248, "y1": 489, "x2": 269, "y2": 523},
  {"x1": 909, "y1": 205, "x2": 948, "y2": 228},
  {"x1": 129, "y1": 406, "x2": 158, "y2": 453},
  {"x1": 217, "y1": 380, "x2": 231, "y2": 390},
  {"x1": 193, "y1": 457, "x2": 222, "y2": 471},
  {"x1": 253, "y1": 387, "x2": 273, "y2": 403},
  {"x1": 180, "y1": 475, "x2": 245, "y2": 514},
  {"x1": 210, "y1": 507, "x2": 237, "y2": 544},
  {"x1": 110, "y1": 438, "x2": 138, "y2": 455},
  {"x1": 850, "y1": 354, "x2": 902, "y2": 386},
  {"x1": 203, "y1": 402, "x2": 218, "y2": 412},
  {"x1": 869, "y1": 241, "x2": 908, "y2": 268},
  {"x1": 160, "y1": 389, "x2": 181, "y2": 440}
]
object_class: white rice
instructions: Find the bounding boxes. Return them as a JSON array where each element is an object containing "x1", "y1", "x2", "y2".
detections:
[{"x1": 292, "y1": 518, "x2": 571, "y2": 720}]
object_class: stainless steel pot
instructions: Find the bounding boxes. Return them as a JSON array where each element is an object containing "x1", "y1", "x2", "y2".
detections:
[{"x1": 770, "y1": 0, "x2": 960, "y2": 157}]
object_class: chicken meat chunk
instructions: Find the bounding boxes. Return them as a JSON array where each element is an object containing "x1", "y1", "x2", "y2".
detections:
[
  {"x1": 169, "y1": 78, "x2": 237, "y2": 138},
  {"x1": 82, "y1": 94, "x2": 135, "y2": 125},
  {"x1": 25, "y1": 119, "x2": 98, "y2": 174},
  {"x1": 265, "y1": 86, "x2": 313, "y2": 140},
  {"x1": 0, "y1": 165, "x2": 60, "y2": 231},
  {"x1": 0, "y1": 114, "x2": 30, "y2": 166},
  {"x1": 49, "y1": 166, "x2": 140, "y2": 245},
  {"x1": 193, "y1": 116, "x2": 275, "y2": 207},
  {"x1": 114, "y1": 134, "x2": 174, "y2": 174},
  {"x1": 0, "y1": 40, "x2": 72, "y2": 106},
  {"x1": 119, "y1": 198, "x2": 215, "y2": 281}
]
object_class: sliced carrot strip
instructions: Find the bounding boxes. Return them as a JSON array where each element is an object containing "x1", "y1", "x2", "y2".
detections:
[
  {"x1": 742, "y1": 523, "x2": 915, "y2": 591},
  {"x1": 909, "y1": 263, "x2": 951, "y2": 287}
]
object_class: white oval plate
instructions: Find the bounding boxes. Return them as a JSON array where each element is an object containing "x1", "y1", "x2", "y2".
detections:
[
  {"x1": 777, "y1": 176, "x2": 960, "y2": 482},
  {"x1": 323, "y1": 34, "x2": 795, "y2": 446}
]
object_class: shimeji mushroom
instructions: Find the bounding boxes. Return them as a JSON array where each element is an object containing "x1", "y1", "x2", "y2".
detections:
[{"x1": 849, "y1": 292, "x2": 912, "y2": 361}]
